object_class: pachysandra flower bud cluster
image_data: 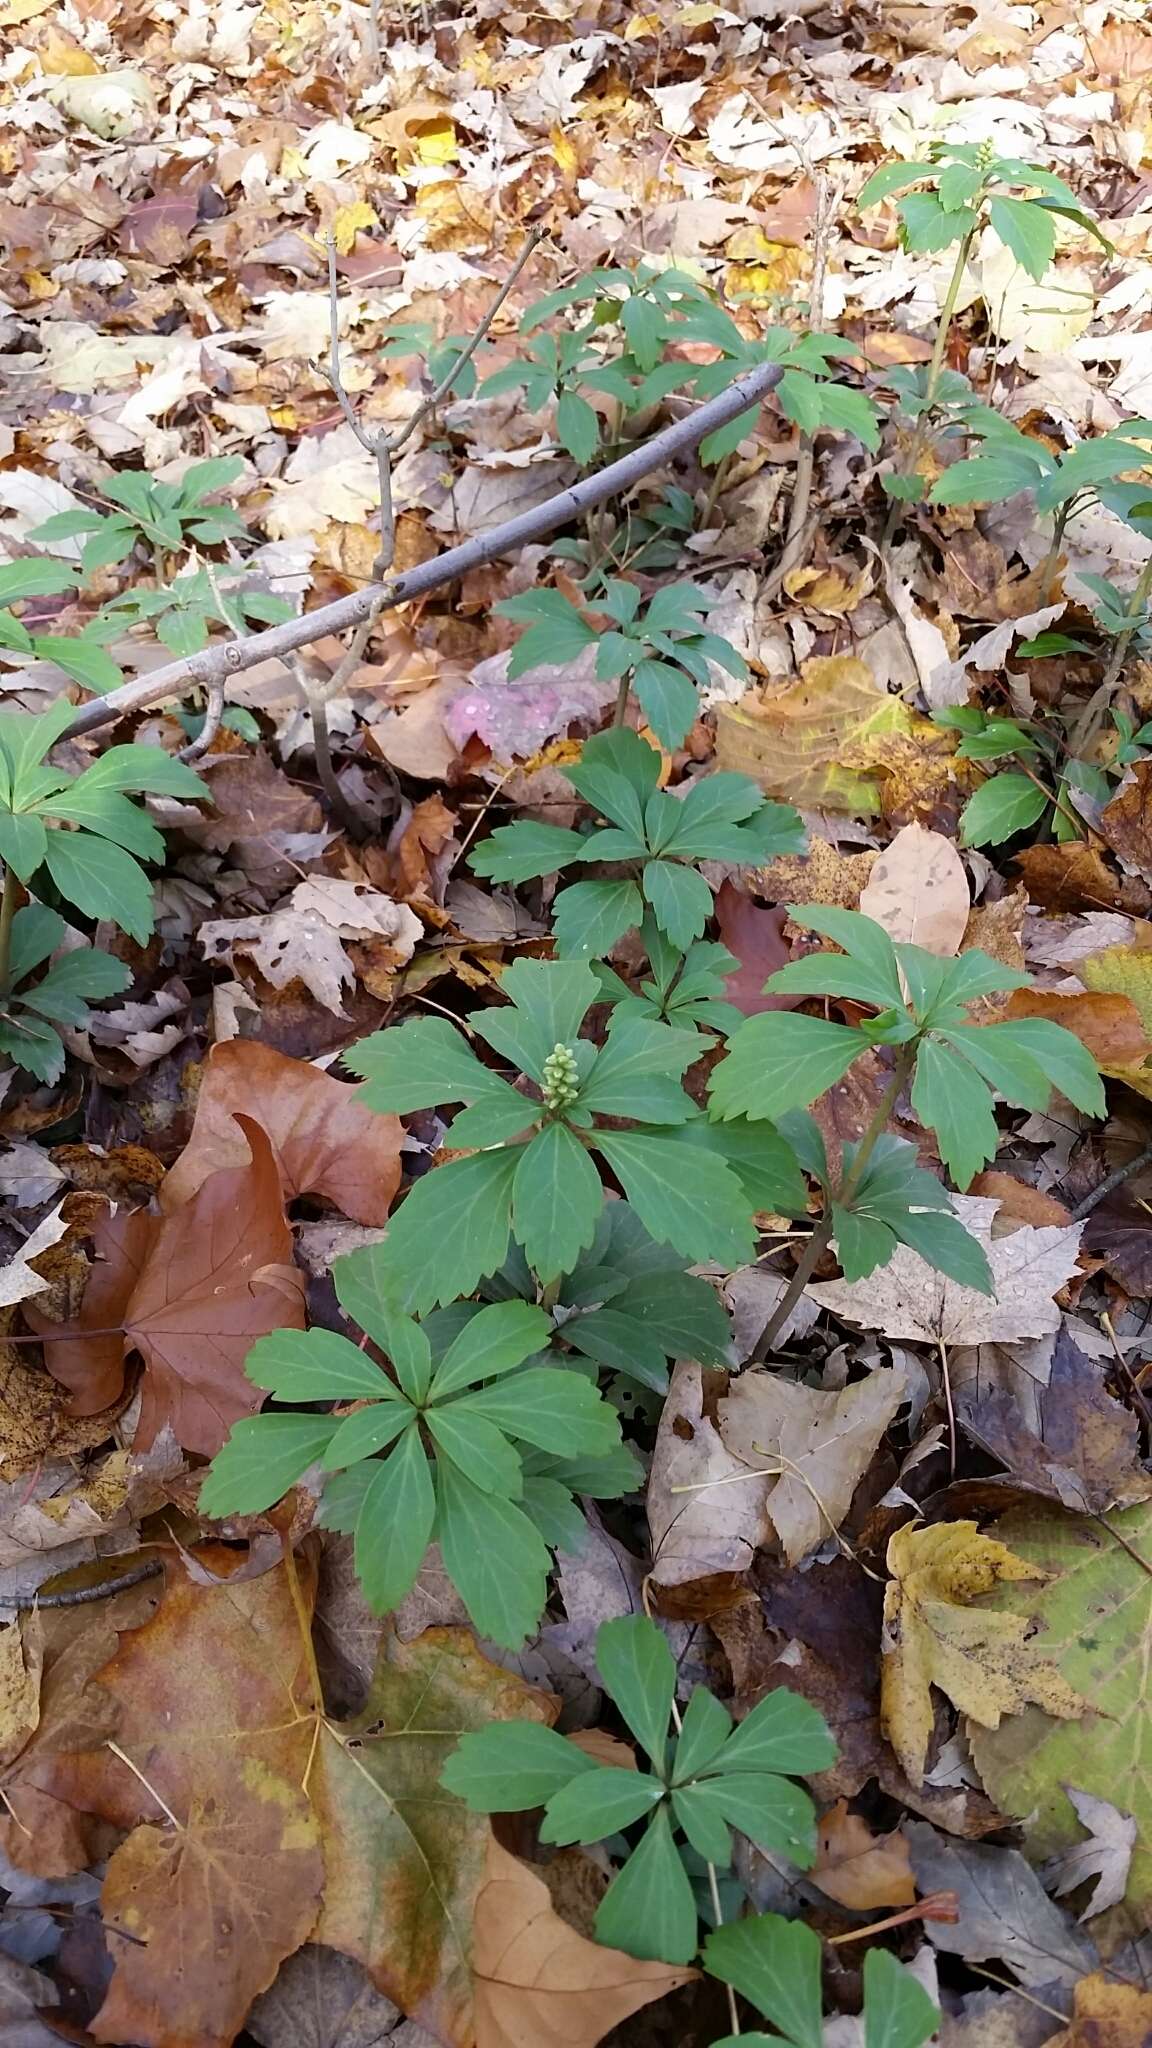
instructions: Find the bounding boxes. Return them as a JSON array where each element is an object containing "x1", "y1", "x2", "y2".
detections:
[{"x1": 541, "y1": 1042, "x2": 581, "y2": 1112}]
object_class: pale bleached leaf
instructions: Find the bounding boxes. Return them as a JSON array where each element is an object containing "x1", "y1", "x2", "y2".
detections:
[
  {"x1": 859, "y1": 823, "x2": 970, "y2": 958},
  {"x1": 718, "y1": 1365, "x2": 907, "y2": 1564},
  {"x1": 810, "y1": 1197, "x2": 1083, "y2": 1346}
]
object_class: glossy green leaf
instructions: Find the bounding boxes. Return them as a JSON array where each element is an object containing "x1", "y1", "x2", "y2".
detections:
[
  {"x1": 42, "y1": 830, "x2": 154, "y2": 943},
  {"x1": 944, "y1": 1019, "x2": 1105, "y2": 1119},
  {"x1": 684, "y1": 1770, "x2": 816, "y2": 1865},
  {"x1": 959, "y1": 772, "x2": 1049, "y2": 847},
  {"x1": 596, "y1": 1613, "x2": 675, "y2": 1764},
  {"x1": 347, "y1": 1015, "x2": 492, "y2": 1111},
  {"x1": 579, "y1": 1014, "x2": 697, "y2": 1122},
  {"x1": 704, "y1": 1914, "x2": 823, "y2": 2048},
  {"x1": 552, "y1": 877, "x2": 642, "y2": 959},
  {"x1": 510, "y1": 1122, "x2": 603, "y2": 1282},
  {"x1": 864, "y1": 1949, "x2": 940, "y2": 2048},
  {"x1": 631, "y1": 659, "x2": 700, "y2": 749},
  {"x1": 436, "y1": 1461, "x2": 551, "y2": 1647},
  {"x1": 354, "y1": 1425, "x2": 436, "y2": 1611},
  {"x1": 199, "y1": 1414, "x2": 337, "y2": 1515},
  {"x1": 932, "y1": 453, "x2": 1048, "y2": 507},
  {"x1": 593, "y1": 1128, "x2": 755, "y2": 1266},
  {"x1": 540, "y1": 1767, "x2": 665, "y2": 1845},
  {"x1": 0, "y1": 811, "x2": 47, "y2": 882},
  {"x1": 642, "y1": 857, "x2": 713, "y2": 950},
  {"x1": 440, "y1": 1721, "x2": 596, "y2": 1810},
  {"x1": 595, "y1": 1808, "x2": 698, "y2": 1964},
  {"x1": 910, "y1": 1034, "x2": 999, "y2": 1190},
  {"x1": 891, "y1": 1206, "x2": 994, "y2": 1293},
  {"x1": 718, "y1": 1688, "x2": 837, "y2": 1776},
  {"x1": 244, "y1": 1326, "x2": 403, "y2": 1402},
  {"x1": 431, "y1": 1297, "x2": 552, "y2": 1397},
  {"x1": 709, "y1": 1013, "x2": 871, "y2": 1122},
  {"x1": 374, "y1": 1149, "x2": 519, "y2": 1313},
  {"x1": 0, "y1": 1014, "x2": 65, "y2": 1084}
]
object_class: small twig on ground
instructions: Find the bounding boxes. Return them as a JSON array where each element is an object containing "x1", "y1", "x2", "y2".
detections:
[
  {"x1": 1071, "y1": 1139, "x2": 1152, "y2": 1219},
  {"x1": 776, "y1": 171, "x2": 844, "y2": 589},
  {"x1": 66, "y1": 357, "x2": 787, "y2": 741},
  {"x1": 20, "y1": 1559, "x2": 163, "y2": 1611},
  {"x1": 178, "y1": 677, "x2": 225, "y2": 762},
  {"x1": 1068, "y1": 550, "x2": 1152, "y2": 755}
]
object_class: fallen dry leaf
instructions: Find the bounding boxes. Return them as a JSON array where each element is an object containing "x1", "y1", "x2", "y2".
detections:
[
  {"x1": 199, "y1": 880, "x2": 422, "y2": 1017},
  {"x1": 1044, "y1": 1788, "x2": 1138, "y2": 1922},
  {"x1": 34, "y1": 1121, "x2": 305, "y2": 1456},
  {"x1": 811, "y1": 1798, "x2": 915, "y2": 1910},
  {"x1": 310, "y1": 1628, "x2": 554, "y2": 2047},
  {"x1": 859, "y1": 822, "x2": 970, "y2": 957},
  {"x1": 714, "y1": 880, "x2": 797, "y2": 1016},
  {"x1": 31, "y1": 1548, "x2": 323, "y2": 2048},
  {"x1": 881, "y1": 1520, "x2": 1086, "y2": 1786},
  {"x1": 961, "y1": 1323, "x2": 1152, "y2": 1516},
  {"x1": 471, "y1": 1837, "x2": 694, "y2": 2048},
  {"x1": 1041, "y1": 1974, "x2": 1152, "y2": 2048},
  {"x1": 810, "y1": 1196, "x2": 1083, "y2": 1348},
  {"x1": 0, "y1": 1208, "x2": 69, "y2": 1309},
  {"x1": 647, "y1": 1362, "x2": 766, "y2": 1588},
  {"x1": 714, "y1": 657, "x2": 913, "y2": 814},
  {"x1": 718, "y1": 1364, "x2": 907, "y2": 1565},
  {"x1": 160, "y1": 1039, "x2": 403, "y2": 1225}
]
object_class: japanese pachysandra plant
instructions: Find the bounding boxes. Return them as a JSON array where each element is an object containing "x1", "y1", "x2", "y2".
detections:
[
  {"x1": 0, "y1": 701, "x2": 208, "y2": 1082},
  {"x1": 202, "y1": 1246, "x2": 640, "y2": 1649}
]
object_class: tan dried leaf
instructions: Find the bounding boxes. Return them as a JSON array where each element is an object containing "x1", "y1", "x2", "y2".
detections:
[
  {"x1": 812, "y1": 1798, "x2": 915, "y2": 1910},
  {"x1": 859, "y1": 823, "x2": 970, "y2": 957},
  {"x1": 718, "y1": 1366, "x2": 907, "y2": 1564},
  {"x1": 809, "y1": 1197, "x2": 1083, "y2": 1347}
]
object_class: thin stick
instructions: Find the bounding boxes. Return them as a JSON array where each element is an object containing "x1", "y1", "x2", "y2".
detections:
[
  {"x1": 24, "y1": 1560, "x2": 162, "y2": 1611},
  {"x1": 938, "y1": 1336, "x2": 957, "y2": 1479},
  {"x1": 1072, "y1": 1140, "x2": 1152, "y2": 1219},
  {"x1": 1069, "y1": 550, "x2": 1152, "y2": 754},
  {"x1": 776, "y1": 173, "x2": 844, "y2": 587},
  {"x1": 65, "y1": 358, "x2": 787, "y2": 741},
  {"x1": 106, "y1": 1740, "x2": 183, "y2": 1830},
  {"x1": 179, "y1": 678, "x2": 225, "y2": 762}
]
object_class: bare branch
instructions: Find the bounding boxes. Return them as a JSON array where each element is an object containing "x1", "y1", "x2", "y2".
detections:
[
  {"x1": 390, "y1": 223, "x2": 548, "y2": 459},
  {"x1": 66, "y1": 357, "x2": 785, "y2": 740}
]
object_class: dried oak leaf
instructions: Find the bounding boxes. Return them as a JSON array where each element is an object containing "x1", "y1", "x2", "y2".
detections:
[
  {"x1": 160, "y1": 1040, "x2": 403, "y2": 1225},
  {"x1": 881, "y1": 1521, "x2": 1086, "y2": 1787},
  {"x1": 471, "y1": 1838, "x2": 693, "y2": 2048},
  {"x1": 25, "y1": 1548, "x2": 323, "y2": 2048},
  {"x1": 960, "y1": 1324, "x2": 1152, "y2": 1516},
  {"x1": 810, "y1": 1196, "x2": 1083, "y2": 1347},
  {"x1": 33, "y1": 1119, "x2": 305, "y2": 1456}
]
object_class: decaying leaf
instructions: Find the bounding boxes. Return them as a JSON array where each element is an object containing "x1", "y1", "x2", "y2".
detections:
[
  {"x1": 32, "y1": 1120, "x2": 305, "y2": 1456},
  {"x1": 1005, "y1": 985, "x2": 1152, "y2": 1097},
  {"x1": 0, "y1": 1208, "x2": 69, "y2": 1310},
  {"x1": 811, "y1": 1798, "x2": 915, "y2": 1910},
  {"x1": 881, "y1": 1520, "x2": 1086, "y2": 1786},
  {"x1": 159, "y1": 1039, "x2": 403, "y2": 1225},
  {"x1": 1043, "y1": 1974, "x2": 1152, "y2": 2048},
  {"x1": 718, "y1": 1364, "x2": 907, "y2": 1564},
  {"x1": 961, "y1": 1324, "x2": 1152, "y2": 1515},
  {"x1": 1044, "y1": 1788, "x2": 1138, "y2": 1922},
  {"x1": 810, "y1": 1197, "x2": 1083, "y2": 1348},
  {"x1": 647, "y1": 1362, "x2": 766, "y2": 1587},
  {"x1": 199, "y1": 880, "x2": 421, "y2": 1017},
  {"x1": 471, "y1": 1838, "x2": 694, "y2": 2048},
  {"x1": 714, "y1": 657, "x2": 917, "y2": 814},
  {"x1": 859, "y1": 822, "x2": 970, "y2": 957},
  {"x1": 310, "y1": 1628, "x2": 554, "y2": 2047},
  {"x1": 905, "y1": 1824, "x2": 1096, "y2": 1989},
  {"x1": 969, "y1": 1500, "x2": 1152, "y2": 1930}
]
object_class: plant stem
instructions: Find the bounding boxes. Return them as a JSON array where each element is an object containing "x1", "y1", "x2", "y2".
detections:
[
  {"x1": 1069, "y1": 549, "x2": 1152, "y2": 754},
  {"x1": 881, "y1": 226, "x2": 977, "y2": 552},
  {"x1": 751, "y1": 1045, "x2": 917, "y2": 1363},
  {"x1": 612, "y1": 674, "x2": 631, "y2": 727},
  {"x1": 0, "y1": 864, "x2": 19, "y2": 999},
  {"x1": 700, "y1": 451, "x2": 733, "y2": 533},
  {"x1": 1038, "y1": 506, "x2": 1069, "y2": 603}
]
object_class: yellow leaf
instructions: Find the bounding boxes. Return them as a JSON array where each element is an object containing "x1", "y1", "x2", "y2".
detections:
[
  {"x1": 783, "y1": 562, "x2": 871, "y2": 616},
  {"x1": 726, "y1": 245, "x2": 806, "y2": 301},
  {"x1": 329, "y1": 200, "x2": 378, "y2": 255},
  {"x1": 412, "y1": 113, "x2": 458, "y2": 166},
  {"x1": 713, "y1": 657, "x2": 911, "y2": 813},
  {"x1": 39, "y1": 26, "x2": 100, "y2": 72},
  {"x1": 623, "y1": 9, "x2": 661, "y2": 34},
  {"x1": 1076, "y1": 941, "x2": 1152, "y2": 1100},
  {"x1": 881, "y1": 1521, "x2": 1087, "y2": 1787},
  {"x1": 0, "y1": 0, "x2": 55, "y2": 21},
  {"x1": 550, "y1": 125, "x2": 579, "y2": 176}
]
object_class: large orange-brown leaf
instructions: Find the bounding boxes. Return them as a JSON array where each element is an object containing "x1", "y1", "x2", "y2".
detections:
[
  {"x1": 27, "y1": 1207, "x2": 157, "y2": 1416},
  {"x1": 471, "y1": 1837, "x2": 694, "y2": 2048},
  {"x1": 159, "y1": 1040, "x2": 403, "y2": 1225},
  {"x1": 127, "y1": 1116, "x2": 305, "y2": 1455},
  {"x1": 44, "y1": 1549, "x2": 324, "y2": 2048},
  {"x1": 35, "y1": 1120, "x2": 304, "y2": 1455},
  {"x1": 310, "y1": 1627, "x2": 553, "y2": 2047}
]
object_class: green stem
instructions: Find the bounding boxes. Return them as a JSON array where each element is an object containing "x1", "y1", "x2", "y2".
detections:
[
  {"x1": 612, "y1": 674, "x2": 631, "y2": 727},
  {"x1": 1039, "y1": 505, "x2": 1070, "y2": 603},
  {"x1": 700, "y1": 451, "x2": 734, "y2": 533},
  {"x1": 0, "y1": 864, "x2": 19, "y2": 999},
  {"x1": 1066, "y1": 549, "x2": 1152, "y2": 757},
  {"x1": 881, "y1": 226, "x2": 977, "y2": 551},
  {"x1": 751, "y1": 1044, "x2": 918, "y2": 1363}
]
